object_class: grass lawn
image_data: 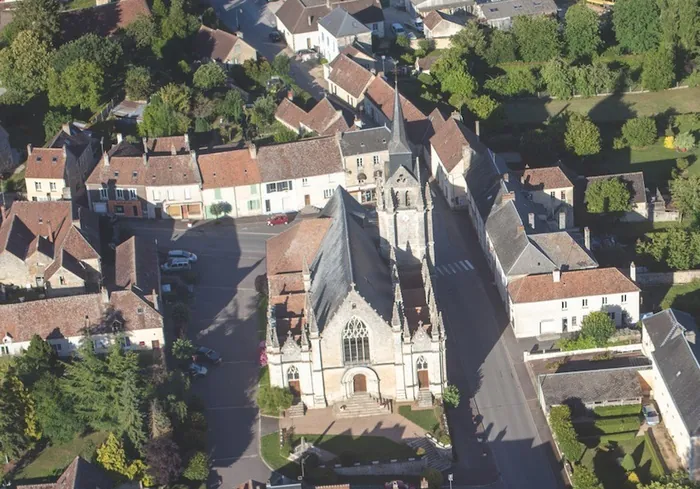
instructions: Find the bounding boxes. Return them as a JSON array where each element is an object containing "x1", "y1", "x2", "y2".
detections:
[
  {"x1": 398, "y1": 405, "x2": 440, "y2": 432},
  {"x1": 660, "y1": 280, "x2": 700, "y2": 319},
  {"x1": 579, "y1": 436, "x2": 664, "y2": 488},
  {"x1": 62, "y1": 0, "x2": 96, "y2": 10},
  {"x1": 15, "y1": 431, "x2": 109, "y2": 483},
  {"x1": 504, "y1": 87, "x2": 700, "y2": 125}
]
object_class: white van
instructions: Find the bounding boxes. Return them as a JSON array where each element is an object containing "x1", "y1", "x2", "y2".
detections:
[{"x1": 161, "y1": 258, "x2": 192, "y2": 272}]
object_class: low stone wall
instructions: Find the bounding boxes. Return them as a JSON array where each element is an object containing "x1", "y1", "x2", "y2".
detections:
[
  {"x1": 523, "y1": 343, "x2": 643, "y2": 362},
  {"x1": 321, "y1": 457, "x2": 427, "y2": 476},
  {"x1": 637, "y1": 270, "x2": 700, "y2": 285}
]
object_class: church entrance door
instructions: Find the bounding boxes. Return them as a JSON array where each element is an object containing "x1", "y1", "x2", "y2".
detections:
[
  {"x1": 289, "y1": 380, "x2": 300, "y2": 397},
  {"x1": 418, "y1": 369, "x2": 429, "y2": 390},
  {"x1": 353, "y1": 374, "x2": 367, "y2": 393}
]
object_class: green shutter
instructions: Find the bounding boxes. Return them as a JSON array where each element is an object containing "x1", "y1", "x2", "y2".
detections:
[{"x1": 214, "y1": 188, "x2": 222, "y2": 200}]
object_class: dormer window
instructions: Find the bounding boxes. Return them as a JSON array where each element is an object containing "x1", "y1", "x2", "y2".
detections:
[
  {"x1": 133, "y1": 171, "x2": 138, "y2": 177},
  {"x1": 52, "y1": 157, "x2": 58, "y2": 163},
  {"x1": 3, "y1": 333, "x2": 13, "y2": 344},
  {"x1": 36, "y1": 156, "x2": 42, "y2": 162},
  {"x1": 114, "y1": 171, "x2": 120, "y2": 177}
]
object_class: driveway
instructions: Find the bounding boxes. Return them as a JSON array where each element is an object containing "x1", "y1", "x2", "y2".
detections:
[{"x1": 123, "y1": 217, "x2": 287, "y2": 488}]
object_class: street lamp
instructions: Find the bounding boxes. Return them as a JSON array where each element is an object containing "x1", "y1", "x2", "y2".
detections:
[
  {"x1": 235, "y1": 8, "x2": 243, "y2": 31},
  {"x1": 381, "y1": 55, "x2": 386, "y2": 74},
  {"x1": 448, "y1": 473, "x2": 453, "y2": 489}
]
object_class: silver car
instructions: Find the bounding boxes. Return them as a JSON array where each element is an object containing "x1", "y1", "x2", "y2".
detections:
[
  {"x1": 168, "y1": 250, "x2": 198, "y2": 262},
  {"x1": 643, "y1": 404, "x2": 660, "y2": 426}
]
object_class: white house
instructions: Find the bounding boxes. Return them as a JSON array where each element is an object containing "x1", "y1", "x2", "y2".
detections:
[
  {"x1": 474, "y1": 0, "x2": 557, "y2": 29},
  {"x1": 318, "y1": 8, "x2": 372, "y2": 62},
  {"x1": 641, "y1": 309, "x2": 700, "y2": 480},
  {"x1": 422, "y1": 11, "x2": 465, "y2": 49},
  {"x1": 507, "y1": 267, "x2": 640, "y2": 338}
]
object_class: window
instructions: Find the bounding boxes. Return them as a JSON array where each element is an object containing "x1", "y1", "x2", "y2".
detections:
[
  {"x1": 213, "y1": 188, "x2": 222, "y2": 200},
  {"x1": 417, "y1": 357, "x2": 427, "y2": 370},
  {"x1": 247, "y1": 200, "x2": 260, "y2": 211},
  {"x1": 152, "y1": 189, "x2": 160, "y2": 201},
  {"x1": 560, "y1": 190, "x2": 566, "y2": 202},
  {"x1": 0, "y1": 345, "x2": 8, "y2": 355},
  {"x1": 608, "y1": 312, "x2": 616, "y2": 320},
  {"x1": 119, "y1": 336, "x2": 132, "y2": 348},
  {"x1": 287, "y1": 366, "x2": 299, "y2": 381},
  {"x1": 373, "y1": 155, "x2": 380, "y2": 165},
  {"x1": 572, "y1": 316, "x2": 577, "y2": 328},
  {"x1": 621, "y1": 294, "x2": 627, "y2": 303},
  {"x1": 35, "y1": 182, "x2": 42, "y2": 191},
  {"x1": 356, "y1": 157, "x2": 364, "y2": 168},
  {"x1": 550, "y1": 191, "x2": 555, "y2": 199},
  {"x1": 302, "y1": 178, "x2": 309, "y2": 187},
  {"x1": 266, "y1": 183, "x2": 277, "y2": 193},
  {"x1": 115, "y1": 205, "x2": 125, "y2": 214},
  {"x1": 266, "y1": 181, "x2": 292, "y2": 193},
  {"x1": 582, "y1": 298, "x2": 588, "y2": 308},
  {"x1": 167, "y1": 189, "x2": 174, "y2": 200},
  {"x1": 342, "y1": 318, "x2": 370, "y2": 364},
  {"x1": 128, "y1": 188, "x2": 137, "y2": 200},
  {"x1": 99, "y1": 188, "x2": 108, "y2": 201},
  {"x1": 602, "y1": 296, "x2": 608, "y2": 305},
  {"x1": 50, "y1": 182, "x2": 57, "y2": 191},
  {"x1": 561, "y1": 301, "x2": 568, "y2": 311},
  {"x1": 324, "y1": 188, "x2": 334, "y2": 199},
  {"x1": 59, "y1": 276, "x2": 66, "y2": 285},
  {"x1": 184, "y1": 188, "x2": 191, "y2": 200},
  {"x1": 250, "y1": 184, "x2": 258, "y2": 195},
  {"x1": 115, "y1": 188, "x2": 124, "y2": 200},
  {"x1": 562, "y1": 318, "x2": 568, "y2": 331},
  {"x1": 51, "y1": 343, "x2": 62, "y2": 353},
  {"x1": 372, "y1": 23, "x2": 378, "y2": 31}
]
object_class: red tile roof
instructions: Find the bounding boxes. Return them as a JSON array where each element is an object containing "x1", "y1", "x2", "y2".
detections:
[
  {"x1": 328, "y1": 54, "x2": 375, "y2": 99},
  {"x1": 429, "y1": 117, "x2": 483, "y2": 173},
  {"x1": 86, "y1": 153, "x2": 201, "y2": 187},
  {"x1": 195, "y1": 25, "x2": 245, "y2": 62},
  {"x1": 365, "y1": 77, "x2": 430, "y2": 144},
  {"x1": 266, "y1": 219, "x2": 332, "y2": 275},
  {"x1": 520, "y1": 166, "x2": 574, "y2": 190},
  {"x1": 144, "y1": 135, "x2": 190, "y2": 154},
  {"x1": 115, "y1": 236, "x2": 160, "y2": 306},
  {"x1": 25, "y1": 148, "x2": 67, "y2": 179},
  {"x1": 275, "y1": 97, "x2": 349, "y2": 136},
  {"x1": 197, "y1": 147, "x2": 262, "y2": 190},
  {"x1": 508, "y1": 268, "x2": 640, "y2": 304},
  {"x1": 61, "y1": 0, "x2": 151, "y2": 41}
]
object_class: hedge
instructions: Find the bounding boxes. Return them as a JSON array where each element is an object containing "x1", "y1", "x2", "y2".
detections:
[
  {"x1": 593, "y1": 404, "x2": 641, "y2": 417},
  {"x1": 575, "y1": 416, "x2": 641, "y2": 436},
  {"x1": 644, "y1": 431, "x2": 666, "y2": 476},
  {"x1": 599, "y1": 431, "x2": 638, "y2": 443}
]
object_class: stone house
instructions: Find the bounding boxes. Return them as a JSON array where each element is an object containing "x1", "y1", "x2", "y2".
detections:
[
  {"x1": 338, "y1": 126, "x2": 390, "y2": 204},
  {"x1": 115, "y1": 235, "x2": 161, "y2": 310},
  {"x1": 422, "y1": 11, "x2": 465, "y2": 49},
  {"x1": 195, "y1": 25, "x2": 258, "y2": 67},
  {"x1": 318, "y1": 7, "x2": 373, "y2": 62},
  {"x1": 275, "y1": 96, "x2": 351, "y2": 136},
  {"x1": 325, "y1": 53, "x2": 375, "y2": 108},
  {"x1": 586, "y1": 171, "x2": 648, "y2": 222},
  {"x1": 0, "y1": 201, "x2": 101, "y2": 296}
]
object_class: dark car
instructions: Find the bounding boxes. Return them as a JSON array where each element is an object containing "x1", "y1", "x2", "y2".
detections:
[
  {"x1": 196, "y1": 346, "x2": 222, "y2": 365},
  {"x1": 269, "y1": 31, "x2": 282, "y2": 42},
  {"x1": 188, "y1": 362, "x2": 208, "y2": 377},
  {"x1": 267, "y1": 214, "x2": 289, "y2": 226}
]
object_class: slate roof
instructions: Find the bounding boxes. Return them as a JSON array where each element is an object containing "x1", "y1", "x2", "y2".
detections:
[
  {"x1": 115, "y1": 236, "x2": 159, "y2": 305},
  {"x1": 508, "y1": 267, "x2": 639, "y2": 303},
  {"x1": 198, "y1": 147, "x2": 262, "y2": 190},
  {"x1": 430, "y1": 117, "x2": 487, "y2": 173},
  {"x1": 257, "y1": 136, "x2": 343, "y2": 182},
  {"x1": 477, "y1": 0, "x2": 557, "y2": 20},
  {"x1": 319, "y1": 7, "x2": 370, "y2": 37},
  {"x1": 61, "y1": 0, "x2": 151, "y2": 42},
  {"x1": 340, "y1": 126, "x2": 391, "y2": 155},
  {"x1": 327, "y1": 54, "x2": 375, "y2": 99},
  {"x1": 643, "y1": 309, "x2": 700, "y2": 435},
  {"x1": 539, "y1": 367, "x2": 646, "y2": 408},
  {"x1": 86, "y1": 153, "x2": 201, "y2": 187},
  {"x1": 365, "y1": 77, "x2": 430, "y2": 145},
  {"x1": 21, "y1": 456, "x2": 115, "y2": 489},
  {"x1": 587, "y1": 171, "x2": 647, "y2": 205},
  {"x1": 530, "y1": 233, "x2": 598, "y2": 271},
  {"x1": 275, "y1": 0, "x2": 383, "y2": 34},
  {"x1": 520, "y1": 166, "x2": 574, "y2": 190},
  {"x1": 195, "y1": 25, "x2": 249, "y2": 62},
  {"x1": 310, "y1": 187, "x2": 393, "y2": 329}
]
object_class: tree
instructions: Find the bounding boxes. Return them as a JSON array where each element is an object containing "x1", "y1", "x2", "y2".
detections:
[
  {"x1": 193, "y1": 63, "x2": 227, "y2": 90},
  {"x1": 674, "y1": 132, "x2": 696, "y2": 151},
  {"x1": 484, "y1": 29, "x2": 518, "y2": 65},
  {"x1": 541, "y1": 57, "x2": 575, "y2": 99},
  {"x1": 442, "y1": 384, "x2": 460, "y2": 407},
  {"x1": 149, "y1": 400, "x2": 173, "y2": 439},
  {"x1": 658, "y1": 0, "x2": 700, "y2": 51},
  {"x1": 0, "y1": 371, "x2": 37, "y2": 459},
  {"x1": 97, "y1": 433, "x2": 131, "y2": 477},
  {"x1": 52, "y1": 34, "x2": 122, "y2": 74},
  {"x1": 43, "y1": 110, "x2": 71, "y2": 142},
  {"x1": 125, "y1": 66, "x2": 152, "y2": 100},
  {"x1": 642, "y1": 48, "x2": 675, "y2": 91},
  {"x1": 395, "y1": 34, "x2": 410, "y2": 49},
  {"x1": 613, "y1": 0, "x2": 660, "y2": 53},
  {"x1": 217, "y1": 90, "x2": 244, "y2": 123},
  {"x1": 158, "y1": 83, "x2": 191, "y2": 113},
  {"x1": 571, "y1": 465, "x2": 603, "y2": 489},
  {"x1": 118, "y1": 370, "x2": 147, "y2": 453},
  {"x1": 11, "y1": 0, "x2": 60, "y2": 44},
  {"x1": 621, "y1": 117, "x2": 657, "y2": 147},
  {"x1": 512, "y1": 16, "x2": 561, "y2": 62},
  {"x1": 585, "y1": 177, "x2": 632, "y2": 213},
  {"x1": 450, "y1": 21, "x2": 487, "y2": 57},
  {"x1": 467, "y1": 95, "x2": 500, "y2": 120},
  {"x1": 209, "y1": 202, "x2": 233, "y2": 220},
  {"x1": 588, "y1": 60, "x2": 618, "y2": 94},
  {"x1": 48, "y1": 60, "x2": 105, "y2": 111},
  {"x1": 140, "y1": 96, "x2": 191, "y2": 138},
  {"x1": 670, "y1": 174, "x2": 700, "y2": 220},
  {"x1": 432, "y1": 49, "x2": 478, "y2": 108},
  {"x1": 272, "y1": 53, "x2": 291, "y2": 76},
  {"x1": 126, "y1": 15, "x2": 159, "y2": 50},
  {"x1": 549, "y1": 405, "x2": 585, "y2": 462},
  {"x1": 146, "y1": 436, "x2": 182, "y2": 485},
  {"x1": 420, "y1": 468, "x2": 443, "y2": 489},
  {"x1": 183, "y1": 451, "x2": 210, "y2": 481},
  {"x1": 172, "y1": 338, "x2": 196, "y2": 361},
  {"x1": 565, "y1": 113, "x2": 601, "y2": 156},
  {"x1": 15, "y1": 335, "x2": 56, "y2": 387},
  {"x1": 160, "y1": 0, "x2": 198, "y2": 41},
  {"x1": 32, "y1": 373, "x2": 82, "y2": 443},
  {"x1": 565, "y1": 3, "x2": 601, "y2": 59},
  {"x1": 580, "y1": 311, "x2": 617, "y2": 346},
  {"x1": 484, "y1": 68, "x2": 539, "y2": 97},
  {"x1": 274, "y1": 125, "x2": 299, "y2": 143},
  {"x1": 249, "y1": 95, "x2": 277, "y2": 131},
  {"x1": 0, "y1": 30, "x2": 52, "y2": 101},
  {"x1": 637, "y1": 228, "x2": 700, "y2": 270}
]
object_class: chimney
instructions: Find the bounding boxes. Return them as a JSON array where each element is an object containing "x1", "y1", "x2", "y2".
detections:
[
  {"x1": 685, "y1": 329, "x2": 696, "y2": 345},
  {"x1": 62, "y1": 144, "x2": 67, "y2": 158},
  {"x1": 475, "y1": 120, "x2": 480, "y2": 140},
  {"x1": 101, "y1": 286, "x2": 109, "y2": 304},
  {"x1": 287, "y1": 89, "x2": 294, "y2": 101},
  {"x1": 142, "y1": 137, "x2": 149, "y2": 154},
  {"x1": 420, "y1": 479, "x2": 429, "y2": 489},
  {"x1": 630, "y1": 261, "x2": 636, "y2": 282},
  {"x1": 103, "y1": 151, "x2": 110, "y2": 166},
  {"x1": 503, "y1": 172, "x2": 509, "y2": 183},
  {"x1": 248, "y1": 143, "x2": 257, "y2": 159},
  {"x1": 528, "y1": 212, "x2": 535, "y2": 230},
  {"x1": 354, "y1": 114, "x2": 363, "y2": 128},
  {"x1": 308, "y1": 15, "x2": 313, "y2": 25},
  {"x1": 553, "y1": 269, "x2": 561, "y2": 283},
  {"x1": 184, "y1": 133, "x2": 190, "y2": 151},
  {"x1": 584, "y1": 226, "x2": 591, "y2": 250},
  {"x1": 451, "y1": 110, "x2": 462, "y2": 122},
  {"x1": 502, "y1": 191, "x2": 515, "y2": 202},
  {"x1": 116, "y1": 133, "x2": 123, "y2": 144},
  {"x1": 62, "y1": 123, "x2": 71, "y2": 135},
  {"x1": 152, "y1": 288, "x2": 159, "y2": 311},
  {"x1": 142, "y1": 153, "x2": 148, "y2": 166},
  {"x1": 558, "y1": 211, "x2": 566, "y2": 230},
  {"x1": 170, "y1": 144, "x2": 177, "y2": 156},
  {"x1": 27, "y1": 143, "x2": 33, "y2": 156}
]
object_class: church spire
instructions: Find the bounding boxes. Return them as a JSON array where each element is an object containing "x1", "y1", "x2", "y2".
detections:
[{"x1": 387, "y1": 77, "x2": 413, "y2": 177}]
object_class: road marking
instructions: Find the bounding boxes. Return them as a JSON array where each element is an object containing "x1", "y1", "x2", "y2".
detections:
[
  {"x1": 434, "y1": 260, "x2": 475, "y2": 277},
  {"x1": 462, "y1": 259, "x2": 474, "y2": 270},
  {"x1": 456, "y1": 262, "x2": 469, "y2": 272},
  {"x1": 448, "y1": 263, "x2": 459, "y2": 274}
]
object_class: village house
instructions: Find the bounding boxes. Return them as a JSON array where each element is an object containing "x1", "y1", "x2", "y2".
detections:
[
  {"x1": 195, "y1": 25, "x2": 258, "y2": 67},
  {"x1": 519, "y1": 165, "x2": 575, "y2": 230},
  {"x1": 473, "y1": 0, "x2": 558, "y2": 30},
  {"x1": 197, "y1": 146, "x2": 263, "y2": 219},
  {"x1": 422, "y1": 11, "x2": 465, "y2": 48},
  {"x1": 115, "y1": 235, "x2": 161, "y2": 310},
  {"x1": 25, "y1": 124, "x2": 101, "y2": 204},
  {"x1": 60, "y1": 0, "x2": 152, "y2": 41},
  {"x1": 338, "y1": 126, "x2": 390, "y2": 204},
  {"x1": 325, "y1": 53, "x2": 376, "y2": 108},
  {"x1": 318, "y1": 7, "x2": 373, "y2": 62},
  {"x1": 0, "y1": 201, "x2": 102, "y2": 296},
  {"x1": 15, "y1": 457, "x2": 113, "y2": 489},
  {"x1": 275, "y1": 96, "x2": 351, "y2": 136}
]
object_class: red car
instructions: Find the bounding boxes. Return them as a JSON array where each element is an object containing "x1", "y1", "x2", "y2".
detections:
[{"x1": 267, "y1": 214, "x2": 289, "y2": 226}]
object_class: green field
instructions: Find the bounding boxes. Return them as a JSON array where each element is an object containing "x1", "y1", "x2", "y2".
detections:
[{"x1": 579, "y1": 436, "x2": 664, "y2": 488}]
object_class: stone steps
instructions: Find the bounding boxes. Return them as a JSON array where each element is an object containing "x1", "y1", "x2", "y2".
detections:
[
  {"x1": 286, "y1": 401, "x2": 306, "y2": 418},
  {"x1": 417, "y1": 389, "x2": 433, "y2": 408},
  {"x1": 407, "y1": 437, "x2": 452, "y2": 472},
  {"x1": 334, "y1": 393, "x2": 391, "y2": 418}
]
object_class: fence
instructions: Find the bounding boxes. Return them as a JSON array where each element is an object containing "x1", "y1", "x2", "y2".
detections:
[
  {"x1": 523, "y1": 343, "x2": 643, "y2": 362},
  {"x1": 637, "y1": 270, "x2": 700, "y2": 285}
]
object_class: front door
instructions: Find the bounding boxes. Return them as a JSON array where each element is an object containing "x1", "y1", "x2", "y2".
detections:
[
  {"x1": 182, "y1": 205, "x2": 189, "y2": 219},
  {"x1": 418, "y1": 370, "x2": 429, "y2": 390},
  {"x1": 289, "y1": 380, "x2": 301, "y2": 397},
  {"x1": 353, "y1": 374, "x2": 367, "y2": 393},
  {"x1": 151, "y1": 340, "x2": 160, "y2": 350},
  {"x1": 155, "y1": 207, "x2": 162, "y2": 219},
  {"x1": 304, "y1": 194, "x2": 311, "y2": 206}
]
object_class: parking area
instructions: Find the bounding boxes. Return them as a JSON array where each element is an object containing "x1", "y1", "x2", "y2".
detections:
[{"x1": 121, "y1": 216, "x2": 288, "y2": 487}]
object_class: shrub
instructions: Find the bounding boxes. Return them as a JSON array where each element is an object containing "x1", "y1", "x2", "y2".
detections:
[
  {"x1": 580, "y1": 311, "x2": 616, "y2": 347},
  {"x1": 549, "y1": 405, "x2": 585, "y2": 462},
  {"x1": 571, "y1": 464, "x2": 603, "y2": 489},
  {"x1": 621, "y1": 117, "x2": 657, "y2": 147},
  {"x1": 183, "y1": 451, "x2": 210, "y2": 481},
  {"x1": 257, "y1": 383, "x2": 293, "y2": 415},
  {"x1": 421, "y1": 468, "x2": 443, "y2": 489},
  {"x1": 443, "y1": 384, "x2": 460, "y2": 407},
  {"x1": 674, "y1": 131, "x2": 696, "y2": 151},
  {"x1": 598, "y1": 431, "x2": 637, "y2": 443},
  {"x1": 621, "y1": 453, "x2": 636, "y2": 471}
]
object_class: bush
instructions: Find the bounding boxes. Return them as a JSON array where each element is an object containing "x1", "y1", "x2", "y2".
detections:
[
  {"x1": 571, "y1": 464, "x2": 603, "y2": 489},
  {"x1": 621, "y1": 453, "x2": 636, "y2": 471},
  {"x1": 256, "y1": 381, "x2": 293, "y2": 416},
  {"x1": 580, "y1": 311, "x2": 616, "y2": 346},
  {"x1": 443, "y1": 384, "x2": 460, "y2": 407},
  {"x1": 674, "y1": 131, "x2": 696, "y2": 151},
  {"x1": 421, "y1": 468, "x2": 443, "y2": 489},
  {"x1": 549, "y1": 405, "x2": 585, "y2": 462},
  {"x1": 621, "y1": 117, "x2": 657, "y2": 147},
  {"x1": 597, "y1": 431, "x2": 638, "y2": 443},
  {"x1": 183, "y1": 451, "x2": 210, "y2": 481}
]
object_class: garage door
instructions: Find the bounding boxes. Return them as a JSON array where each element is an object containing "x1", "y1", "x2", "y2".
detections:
[
  {"x1": 540, "y1": 320, "x2": 559, "y2": 335},
  {"x1": 167, "y1": 205, "x2": 182, "y2": 218}
]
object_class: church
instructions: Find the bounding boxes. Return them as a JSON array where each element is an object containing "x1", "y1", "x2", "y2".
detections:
[{"x1": 264, "y1": 86, "x2": 447, "y2": 413}]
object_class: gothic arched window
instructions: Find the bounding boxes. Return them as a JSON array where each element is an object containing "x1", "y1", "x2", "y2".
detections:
[
  {"x1": 417, "y1": 356, "x2": 428, "y2": 370},
  {"x1": 343, "y1": 318, "x2": 370, "y2": 364},
  {"x1": 287, "y1": 366, "x2": 299, "y2": 380}
]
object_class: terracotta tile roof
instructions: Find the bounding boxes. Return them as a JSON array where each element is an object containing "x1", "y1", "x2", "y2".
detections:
[
  {"x1": 44, "y1": 248, "x2": 89, "y2": 281},
  {"x1": 587, "y1": 171, "x2": 647, "y2": 205},
  {"x1": 508, "y1": 267, "x2": 640, "y2": 304},
  {"x1": 0, "y1": 290, "x2": 162, "y2": 343},
  {"x1": 86, "y1": 153, "x2": 201, "y2": 187},
  {"x1": 257, "y1": 136, "x2": 344, "y2": 182},
  {"x1": 268, "y1": 273, "x2": 304, "y2": 296},
  {"x1": 144, "y1": 135, "x2": 190, "y2": 155},
  {"x1": 276, "y1": 98, "x2": 350, "y2": 136},
  {"x1": 235, "y1": 481, "x2": 265, "y2": 489},
  {"x1": 328, "y1": 54, "x2": 374, "y2": 99},
  {"x1": 306, "y1": 98, "x2": 348, "y2": 134},
  {"x1": 195, "y1": 25, "x2": 244, "y2": 62},
  {"x1": 423, "y1": 10, "x2": 443, "y2": 30},
  {"x1": 520, "y1": 166, "x2": 573, "y2": 190},
  {"x1": 25, "y1": 148, "x2": 67, "y2": 179},
  {"x1": 61, "y1": 0, "x2": 151, "y2": 41},
  {"x1": 197, "y1": 147, "x2": 261, "y2": 190},
  {"x1": 271, "y1": 293, "x2": 306, "y2": 316},
  {"x1": 430, "y1": 117, "x2": 485, "y2": 173},
  {"x1": 365, "y1": 77, "x2": 430, "y2": 144},
  {"x1": 115, "y1": 236, "x2": 159, "y2": 305},
  {"x1": 266, "y1": 219, "x2": 332, "y2": 275},
  {"x1": 275, "y1": 98, "x2": 308, "y2": 131}
]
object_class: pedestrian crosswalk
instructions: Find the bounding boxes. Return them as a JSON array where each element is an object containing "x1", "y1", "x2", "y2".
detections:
[{"x1": 435, "y1": 259, "x2": 474, "y2": 276}]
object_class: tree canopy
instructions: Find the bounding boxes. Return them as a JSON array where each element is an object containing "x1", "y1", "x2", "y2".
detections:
[
  {"x1": 564, "y1": 113, "x2": 601, "y2": 156},
  {"x1": 613, "y1": 0, "x2": 660, "y2": 53},
  {"x1": 564, "y1": 3, "x2": 602, "y2": 59},
  {"x1": 193, "y1": 63, "x2": 227, "y2": 90},
  {"x1": 0, "y1": 30, "x2": 52, "y2": 102},
  {"x1": 585, "y1": 177, "x2": 632, "y2": 213},
  {"x1": 10, "y1": 0, "x2": 60, "y2": 44},
  {"x1": 637, "y1": 228, "x2": 700, "y2": 270},
  {"x1": 432, "y1": 48, "x2": 478, "y2": 108},
  {"x1": 512, "y1": 16, "x2": 561, "y2": 62},
  {"x1": 48, "y1": 60, "x2": 105, "y2": 111}
]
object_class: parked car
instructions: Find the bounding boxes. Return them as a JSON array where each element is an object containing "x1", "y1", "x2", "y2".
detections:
[
  {"x1": 413, "y1": 17, "x2": 423, "y2": 29},
  {"x1": 168, "y1": 250, "x2": 198, "y2": 262},
  {"x1": 391, "y1": 23, "x2": 405, "y2": 36},
  {"x1": 196, "y1": 346, "x2": 222, "y2": 365},
  {"x1": 267, "y1": 214, "x2": 289, "y2": 226},
  {"x1": 161, "y1": 258, "x2": 192, "y2": 272},
  {"x1": 643, "y1": 404, "x2": 660, "y2": 426},
  {"x1": 269, "y1": 31, "x2": 282, "y2": 42},
  {"x1": 188, "y1": 362, "x2": 208, "y2": 377},
  {"x1": 406, "y1": 30, "x2": 417, "y2": 41},
  {"x1": 296, "y1": 49, "x2": 318, "y2": 62}
]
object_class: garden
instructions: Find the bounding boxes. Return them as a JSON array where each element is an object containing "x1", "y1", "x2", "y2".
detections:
[{"x1": 398, "y1": 405, "x2": 451, "y2": 445}]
